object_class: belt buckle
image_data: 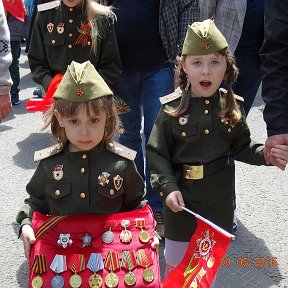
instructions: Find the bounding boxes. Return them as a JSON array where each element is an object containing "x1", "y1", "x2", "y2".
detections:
[{"x1": 184, "y1": 165, "x2": 203, "y2": 180}]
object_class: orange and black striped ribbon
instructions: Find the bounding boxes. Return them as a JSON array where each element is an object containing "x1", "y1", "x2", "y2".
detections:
[
  {"x1": 104, "y1": 251, "x2": 120, "y2": 272},
  {"x1": 121, "y1": 251, "x2": 137, "y2": 271},
  {"x1": 68, "y1": 254, "x2": 85, "y2": 273},
  {"x1": 31, "y1": 254, "x2": 47, "y2": 275},
  {"x1": 137, "y1": 249, "x2": 152, "y2": 268},
  {"x1": 35, "y1": 215, "x2": 67, "y2": 241}
]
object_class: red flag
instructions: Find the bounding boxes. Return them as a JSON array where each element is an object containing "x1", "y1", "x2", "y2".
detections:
[
  {"x1": 3, "y1": 0, "x2": 25, "y2": 22},
  {"x1": 161, "y1": 208, "x2": 234, "y2": 288}
]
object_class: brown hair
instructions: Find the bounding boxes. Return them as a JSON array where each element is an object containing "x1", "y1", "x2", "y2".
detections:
[
  {"x1": 42, "y1": 95, "x2": 121, "y2": 144},
  {"x1": 166, "y1": 48, "x2": 241, "y2": 127}
]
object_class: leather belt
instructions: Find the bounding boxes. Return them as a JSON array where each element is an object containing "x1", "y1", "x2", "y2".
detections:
[{"x1": 174, "y1": 156, "x2": 230, "y2": 180}]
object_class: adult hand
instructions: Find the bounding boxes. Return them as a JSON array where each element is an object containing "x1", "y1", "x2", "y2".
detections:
[
  {"x1": 265, "y1": 134, "x2": 288, "y2": 170},
  {"x1": 21, "y1": 224, "x2": 36, "y2": 259},
  {"x1": 0, "y1": 94, "x2": 12, "y2": 123},
  {"x1": 165, "y1": 190, "x2": 185, "y2": 213}
]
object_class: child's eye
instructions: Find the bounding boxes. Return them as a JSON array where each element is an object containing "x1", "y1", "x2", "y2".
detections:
[
  {"x1": 193, "y1": 61, "x2": 201, "y2": 65},
  {"x1": 68, "y1": 119, "x2": 78, "y2": 124},
  {"x1": 91, "y1": 118, "x2": 99, "y2": 124},
  {"x1": 211, "y1": 60, "x2": 219, "y2": 65}
]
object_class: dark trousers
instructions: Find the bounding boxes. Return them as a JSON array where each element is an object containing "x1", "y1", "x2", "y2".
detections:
[{"x1": 9, "y1": 41, "x2": 21, "y2": 94}]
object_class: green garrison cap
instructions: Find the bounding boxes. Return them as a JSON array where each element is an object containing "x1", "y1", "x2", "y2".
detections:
[
  {"x1": 182, "y1": 19, "x2": 228, "y2": 56},
  {"x1": 53, "y1": 60, "x2": 113, "y2": 102}
]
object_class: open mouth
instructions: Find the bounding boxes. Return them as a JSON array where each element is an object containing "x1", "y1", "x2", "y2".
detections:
[{"x1": 200, "y1": 81, "x2": 212, "y2": 88}]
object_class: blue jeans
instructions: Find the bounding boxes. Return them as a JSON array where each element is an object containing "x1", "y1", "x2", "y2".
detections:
[{"x1": 116, "y1": 67, "x2": 174, "y2": 211}]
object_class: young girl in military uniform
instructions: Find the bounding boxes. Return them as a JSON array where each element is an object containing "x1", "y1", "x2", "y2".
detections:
[
  {"x1": 146, "y1": 19, "x2": 288, "y2": 273},
  {"x1": 17, "y1": 61, "x2": 160, "y2": 262},
  {"x1": 28, "y1": 0, "x2": 121, "y2": 95}
]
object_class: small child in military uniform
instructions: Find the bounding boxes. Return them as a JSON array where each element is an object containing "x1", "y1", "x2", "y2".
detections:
[
  {"x1": 146, "y1": 19, "x2": 288, "y2": 273},
  {"x1": 17, "y1": 60, "x2": 158, "y2": 259}
]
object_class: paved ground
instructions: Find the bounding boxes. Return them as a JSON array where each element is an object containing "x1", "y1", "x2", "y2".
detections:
[{"x1": 0, "y1": 45, "x2": 287, "y2": 287}]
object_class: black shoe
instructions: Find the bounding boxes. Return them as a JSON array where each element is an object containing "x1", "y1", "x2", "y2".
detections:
[{"x1": 11, "y1": 92, "x2": 19, "y2": 105}]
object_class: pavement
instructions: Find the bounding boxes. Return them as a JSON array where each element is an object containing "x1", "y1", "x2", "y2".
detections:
[{"x1": 0, "y1": 44, "x2": 287, "y2": 287}]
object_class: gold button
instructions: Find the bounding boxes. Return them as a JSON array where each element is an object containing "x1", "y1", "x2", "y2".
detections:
[
  {"x1": 181, "y1": 131, "x2": 187, "y2": 137},
  {"x1": 80, "y1": 192, "x2": 86, "y2": 199},
  {"x1": 82, "y1": 154, "x2": 87, "y2": 159},
  {"x1": 159, "y1": 192, "x2": 164, "y2": 197},
  {"x1": 69, "y1": 33, "x2": 73, "y2": 38},
  {"x1": 87, "y1": 41, "x2": 91, "y2": 46},
  {"x1": 228, "y1": 128, "x2": 232, "y2": 133},
  {"x1": 110, "y1": 189, "x2": 115, "y2": 196},
  {"x1": 80, "y1": 168, "x2": 85, "y2": 174},
  {"x1": 55, "y1": 190, "x2": 60, "y2": 196},
  {"x1": 205, "y1": 99, "x2": 210, "y2": 105},
  {"x1": 204, "y1": 129, "x2": 210, "y2": 134},
  {"x1": 69, "y1": 19, "x2": 73, "y2": 24},
  {"x1": 204, "y1": 109, "x2": 209, "y2": 115},
  {"x1": 109, "y1": 142, "x2": 114, "y2": 148},
  {"x1": 68, "y1": 44, "x2": 72, "y2": 49},
  {"x1": 69, "y1": 7, "x2": 73, "y2": 11},
  {"x1": 51, "y1": 39, "x2": 56, "y2": 44}
]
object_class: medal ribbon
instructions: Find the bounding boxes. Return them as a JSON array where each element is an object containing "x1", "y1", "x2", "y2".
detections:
[
  {"x1": 87, "y1": 253, "x2": 104, "y2": 273},
  {"x1": 68, "y1": 254, "x2": 85, "y2": 273},
  {"x1": 137, "y1": 249, "x2": 153, "y2": 268},
  {"x1": 104, "y1": 220, "x2": 117, "y2": 229},
  {"x1": 50, "y1": 254, "x2": 67, "y2": 274},
  {"x1": 35, "y1": 215, "x2": 67, "y2": 241},
  {"x1": 121, "y1": 251, "x2": 137, "y2": 271},
  {"x1": 135, "y1": 218, "x2": 145, "y2": 229},
  {"x1": 104, "y1": 251, "x2": 120, "y2": 272},
  {"x1": 31, "y1": 254, "x2": 47, "y2": 275}
]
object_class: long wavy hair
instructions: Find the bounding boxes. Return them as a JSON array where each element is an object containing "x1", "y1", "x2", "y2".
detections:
[
  {"x1": 42, "y1": 95, "x2": 121, "y2": 145},
  {"x1": 166, "y1": 48, "x2": 241, "y2": 127}
]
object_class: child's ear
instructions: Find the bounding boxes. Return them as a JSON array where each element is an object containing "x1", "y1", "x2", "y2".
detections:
[{"x1": 54, "y1": 109, "x2": 64, "y2": 127}]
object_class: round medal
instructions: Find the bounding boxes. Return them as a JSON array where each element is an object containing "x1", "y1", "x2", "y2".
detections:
[
  {"x1": 139, "y1": 230, "x2": 150, "y2": 243},
  {"x1": 102, "y1": 230, "x2": 114, "y2": 244},
  {"x1": 120, "y1": 229, "x2": 132, "y2": 243},
  {"x1": 51, "y1": 275, "x2": 64, "y2": 288},
  {"x1": 124, "y1": 271, "x2": 137, "y2": 286},
  {"x1": 32, "y1": 275, "x2": 43, "y2": 288},
  {"x1": 143, "y1": 268, "x2": 154, "y2": 283},
  {"x1": 69, "y1": 274, "x2": 82, "y2": 288},
  {"x1": 105, "y1": 272, "x2": 119, "y2": 288},
  {"x1": 88, "y1": 273, "x2": 103, "y2": 287}
]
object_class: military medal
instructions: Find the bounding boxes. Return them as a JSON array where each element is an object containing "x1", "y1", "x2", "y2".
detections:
[
  {"x1": 47, "y1": 22, "x2": 54, "y2": 33},
  {"x1": 68, "y1": 254, "x2": 85, "y2": 288},
  {"x1": 102, "y1": 221, "x2": 116, "y2": 244},
  {"x1": 81, "y1": 233, "x2": 93, "y2": 247},
  {"x1": 50, "y1": 254, "x2": 67, "y2": 288},
  {"x1": 121, "y1": 251, "x2": 137, "y2": 286},
  {"x1": 57, "y1": 23, "x2": 64, "y2": 34},
  {"x1": 104, "y1": 251, "x2": 120, "y2": 288},
  {"x1": 135, "y1": 218, "x2": 150, "y2": 243},
  {"x1": 137, "y1": 249, "x2": 155, "y2": 283},
  {"x1": 52, "y1": 164, "x2": 64, "y2": 180},
  {"x1": 113, "y1": 175, "x2": 123, "y2": 191},
  {"x1": 119, "y1": 219, "x2": 132, "y2": 243},
  {"x1": 87, "y1": 253, "x2": 104, "y2": 288},
  {"x1": 57, "y1": 233, "x2": 72, "y2": 248},
  {"x1": 179, "y1": 114, "x2": 189, "y2": 125},
  {"x1": 31, "y1": 254, "x2": 47, "y2": 288},
  {"x1": 98, "y1": 172, "x2": 110, "y2": 186}
]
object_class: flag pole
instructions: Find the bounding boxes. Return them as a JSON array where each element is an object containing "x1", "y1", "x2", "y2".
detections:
[{"x1": 182, "y1": 207, "x2": 235, "y2": 240}]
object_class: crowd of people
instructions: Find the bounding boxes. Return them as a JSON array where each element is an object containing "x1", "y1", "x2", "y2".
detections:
[{"x1": 1, "y1": 0, "x2": 288, "y2": 285}]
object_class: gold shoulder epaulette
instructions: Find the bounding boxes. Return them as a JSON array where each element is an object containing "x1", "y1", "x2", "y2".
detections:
[
  {"x1": 37, "y1": 0, "x2": 60, "y2": 12},
  {"x1": 106, "y1": 141, "x2": 136, "y2": 161},
  {"x1": 34, "y1": 143, "x2": 63, "y2": 162},
  {"x1": 160, "y1": 87, "x2": 182, "y2": 105},
  {"x1": 219, "y1": 87, "x2": 244, "y2": 102}
]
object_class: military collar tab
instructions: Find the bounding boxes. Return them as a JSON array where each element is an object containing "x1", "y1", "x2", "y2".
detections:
[
  {"x1": 219, "y1": 87, "x2": 244, "y2": 101},
  {"x1": 106, "y1": 141, "x2": 136, "y2": 161},
  {"x1": 34, "y1": 143, "x2": 63, "y2": 162}
]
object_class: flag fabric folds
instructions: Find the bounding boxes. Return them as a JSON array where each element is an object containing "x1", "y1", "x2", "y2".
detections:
[
  {"x1": 3, "y1": 0, "x2": 25, "y2": 22},
  {"x1": 161, "y1": 208, "x2": 234, "y2": 288}
]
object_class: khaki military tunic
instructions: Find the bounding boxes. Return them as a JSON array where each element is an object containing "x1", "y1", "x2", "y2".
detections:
[
  {"x1": 28, "y1": 3, "x2": 121, "y2": 90},
  {"x1": 17, "y1": 142, "x2": 145, "y2": 227},
  {"x1": 146, "y1": 89, "x2": 267, "y2": 241}
]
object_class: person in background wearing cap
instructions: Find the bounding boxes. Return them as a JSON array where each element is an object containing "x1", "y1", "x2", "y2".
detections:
[
  {"x1": 16, "y1": 60, "x2": 159, "y2": 260},
  {"x1": 146, "y1": 19, "x2": 288, "y2": 275},
  {"x1": 27, "y1": 0, "x2": 121, "y2": 98},
  {"x1": 199, "y1": 0, "x2": 265, "y2": 232},
  {"x1": 0, "y1": 0, "x2": 12, "y2": 123}
]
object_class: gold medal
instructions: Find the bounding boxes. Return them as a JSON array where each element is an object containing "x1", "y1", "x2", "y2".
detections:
[
  {"x1": 105, "y1": 272, "x2": 119, "y2": 288},
  {"x1": 143, "y1": 268, "x2": 154, "y2": 283},
  {"x1": 124, "y1": 271, "x2": 137, "y2": 286},
  {"x1": 120, "y1": 219, "x2": 132, "y2": 243},
  {"x1": 32, "y1": 275, "x2": 43, "y2": 288},
  {"x1": 69, "y1": 274, "x2": 82, "y2": 288},
  {"x1": 139, "y1": 229, "x2": 150, "y2": 243},
  {"x1": 88, "y1": 273, "x2": 103, "y2": 287}
]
